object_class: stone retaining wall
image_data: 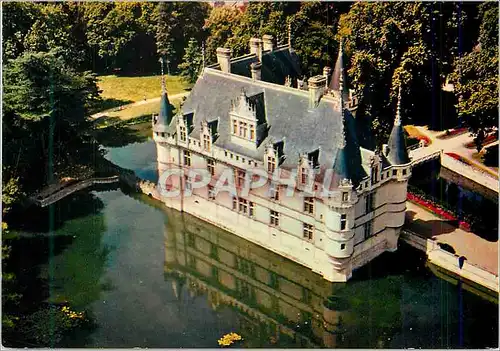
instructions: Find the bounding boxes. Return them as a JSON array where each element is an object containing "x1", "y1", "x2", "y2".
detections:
[{"x1": 400, "y1": 230, "x2": 499, "y2": 293}]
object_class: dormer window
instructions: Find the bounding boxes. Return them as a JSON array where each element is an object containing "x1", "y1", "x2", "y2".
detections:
[
  {"x1": 267, "y1": 155, "x2": 276, "y2": 173},
  {"x1": 300, "y1": 167, "x2": 308, "y2": 184},
  {"x1": 203, "y1": 134, "x2": 211, "y2": 151},
  {"x1": 180, "y1": 125, "x2": 187, "y2": 142}
]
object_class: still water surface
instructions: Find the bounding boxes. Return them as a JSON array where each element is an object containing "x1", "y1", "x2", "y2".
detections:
[{"x1": 12, "y1": 188, "x2": 498, "y2": 348}]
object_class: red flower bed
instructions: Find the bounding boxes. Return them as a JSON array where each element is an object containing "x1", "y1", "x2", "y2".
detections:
[
  {"x1": 437, "y1": 127, "x2": 468, "y2": 140},
  {"x1": 416, "y1": 135, "x2": 431, "y2": 146},
  {"x1": 465, "y1": 134, "x2": 498, "y2": 149},
  {"x1": 407, "y1": 192, "x2": 471, "y2": 231},
  {"x1": 445, "y1": 152, "x2": 473, "y2": 166}
]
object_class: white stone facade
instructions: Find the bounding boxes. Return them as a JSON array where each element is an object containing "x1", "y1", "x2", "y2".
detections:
[{"x1": 154, "y1": 117, "x2": 411, "y2": 282}]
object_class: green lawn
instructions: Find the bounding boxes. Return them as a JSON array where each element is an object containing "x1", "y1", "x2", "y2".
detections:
[{"x1": 97, "y1": 74, "x2": 190, "y2": 103}]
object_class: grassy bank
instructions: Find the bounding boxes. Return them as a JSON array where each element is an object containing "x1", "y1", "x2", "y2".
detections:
[{"x1": 97, "y1": 75, "x2": 190, "y2": 103}]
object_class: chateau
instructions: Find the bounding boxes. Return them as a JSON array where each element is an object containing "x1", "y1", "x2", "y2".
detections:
[{"x1": 153, "y1": 34, "x2": 412, "y2": 282}]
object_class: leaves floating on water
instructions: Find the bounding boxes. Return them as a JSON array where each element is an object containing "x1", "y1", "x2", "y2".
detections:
[{"x1": 218, "y1": 332, "x2": 242, "y2": 347}]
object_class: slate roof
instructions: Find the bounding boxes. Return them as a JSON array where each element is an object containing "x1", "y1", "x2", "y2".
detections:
[
  {"x1": 386, "y1": 93, "x2": 410, "y2": 165},
  {"x1": 386, "y1": 122, "x2": 410, "y2": 165},
  {"x1": 176, "y1": 69, "x2": 355, "y2": 171},
  {"x1": 329, "y1": 45, "x2": 349, "y2": 94},
  {"x1": 153, "y1": 92, "x2": 173, "y2": 133},
  {"x1": 332, "y1": 108, "x2": 367, "y2": 186},
  {"x1": 230, "y1": 46, "x2": 302, "y2": 85}
]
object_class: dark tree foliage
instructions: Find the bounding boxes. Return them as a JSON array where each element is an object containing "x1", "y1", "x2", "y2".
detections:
[{"x1": 3, "y1": 51, "x2": 101, "y2": 192}]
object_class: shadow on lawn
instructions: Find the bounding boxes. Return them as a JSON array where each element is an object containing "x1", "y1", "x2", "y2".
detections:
[{"x1": 89, "y1": 97, "x2": 133, "y2": 115}]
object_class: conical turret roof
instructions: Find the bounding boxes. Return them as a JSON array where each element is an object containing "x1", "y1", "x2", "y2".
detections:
[
  {"x1": 153, "y1": 57, "x2": 173, "y2": 132},
  {"x1": 329, "y1": 40, "x2": 349, "y2": 95},
  {"x1": 332, "y1": 88, "x2": 365, "y2": 186},
  {"x1": 386, "y1": 89, "x2": 410, "y2": 165}
]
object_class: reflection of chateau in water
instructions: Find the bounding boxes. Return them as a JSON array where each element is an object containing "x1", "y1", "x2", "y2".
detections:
[{"x1": 163, "y1": 208, "x2": 389, "y2": 348}]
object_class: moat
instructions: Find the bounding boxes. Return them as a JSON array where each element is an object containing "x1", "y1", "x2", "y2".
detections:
[{"x1": 5, "y1": 184, "x2": 498, "y2": 348}]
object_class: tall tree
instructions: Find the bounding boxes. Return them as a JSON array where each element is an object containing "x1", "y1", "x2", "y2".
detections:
[
  {"x1": 339, "y1": 2, "x2": 470, "y2": 145},
  {"x1": 3, "y1": 51, "x2": 101, "y2": 190},
  {"x1": 156, "y1": 2, "x2": 210, "y2": 71},
  {"x1": 203, "y1": 6, "x2": 242, "y2": 63},
  {"x1": 178, "y1": 38, "x2": 203, "y2": 83},
  {"x1": 451, "y1": 2, "x2": 499, "y2": 151}
]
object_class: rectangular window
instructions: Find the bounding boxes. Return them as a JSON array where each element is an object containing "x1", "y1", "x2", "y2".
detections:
[
  {"x1": 237, "y1": 170, "x2": 245, "y2": 187},
  {"x1": 207, "y1": 159, "x2": 215, "y2": 176},
  {"x1": 403, "y1": 169, "x2": 407, "y2": 175},
  {"x1": 187, "y1": 232, "x2": 195, "y2": 248},
  {"x1": 301, "y1": 169, "x2": 308, "y2": 184},
  {"x1": 249, "y1": 201, "x2": 255, "y2": 217},
  {"x1": 341, "y1": 243, "x2": 346, "y2": 250},
  {"x1": 365, "y1": 193, "x2": 375, "y2": 214},
  {"x1": 364, "y1": 220, "x2": 373, "y2": 239},
  {"x1": 180, "y1": 125, "x2": 187, "y2": 142},
  {"x1": 239, "y1": 121, "x2": 248, "y2": 138},
  {"x1": 303, "y1": 223, "x2": 313, "y2": 240},
  {"x1": 340, "y1": 214, "x2": 347, "y2": 230},
  {"x1": 270, "y1": 210, "x2": 279, "y2": 226},
  {"x1": 342, "y1": 192, "x2": 349, "y2": 202},
  {"x1": 233, "y1": 119, "x2": 238, "y2": 134},
  {"x1": 242, "y1": 157, "x2": 245, "y2": 163},
  {"x1": 267, "y1": 156, "x2": 276, "y2": 173},
  {"x1": 250, "y1": 126, "x2": 255, "y2": 140},
  {"x1": 183, "y1": 150, "x2": 191, "y2": 166},
  {"x1": 238, "y1": 198, "x2": 248, "y2": 213},
  {"x1": 232, "y1": 197, "x2": 237, "y2": 210},
  {"x1": 371, "y1": 166, "x2": 379, "y2": 184},
  {"x1": 304, "y1": 197, "x2": 314, "y2": 214},
  {"x1": 392, "y1": 169, "x2": 397, "y2": 176},
  {"x1": 270, "y1": 184, "x2": 279, "y2": 201},
  {"x1": 225, "y1": 151, "x2": 228, "y2": 157},
  {"x1": 184, "y1": 175, "x2": 192, "y2": 191},
  {"x1": 203, "y1": 134, "x2": 211, "y2": 151},
  {"x1": 236, "y1": 155, "x2": 239, "y2": 161},
  {"x1": 208, "y1": 184, "x2": 215, "y2": 200}
]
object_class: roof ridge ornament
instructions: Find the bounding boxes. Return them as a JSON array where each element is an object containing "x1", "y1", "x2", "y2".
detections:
[
  {"x1": 395, "y1": 87, "x2": 402, "y2": 126},
  {"x1": 159, "y1": 56, "x2": 166, "y2": 94}
]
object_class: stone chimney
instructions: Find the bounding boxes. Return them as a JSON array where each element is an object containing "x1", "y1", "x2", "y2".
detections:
[
  {"x1": 308, "y1": 75, "x2": 327, "y2": 108},
  {"x1": 262, "y1": 34, "x2": 275, "y2": 52},
  {"x1": 323, "y1": 66, "x2": 332, "y2": 86},
  {"x1": 216, "y1": 47, "x2": 231, "y2": 73},
  {"x1": 249, "y1": 38, "x2": 263, "y2": 61},
  {"x1": 250, "y1": 62, "x2": 261, "y2": 80}
]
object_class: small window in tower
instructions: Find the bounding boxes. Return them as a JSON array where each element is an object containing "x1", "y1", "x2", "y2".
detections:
[
  {"x1": 403, "y1": 169, "x2": 407, "y2": 175},
  {"x1": 250, "y1": 125, "x2": 255, "y2": 141},
  {"x1": 232, "y1": 197, "x2": 237, "y2": 210},
  {"x1": 342, "y1": 192, "x2": 349, "y2": 202},
  {"x1": 392, "y1": 169, "x2": 397, "y2": 176},
  {"x1": 340, "y1": 214, "x2": 347, "y2": 230},
  {"x1": 341, "y1": 243, "x2": 346, "y2": 250}
]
